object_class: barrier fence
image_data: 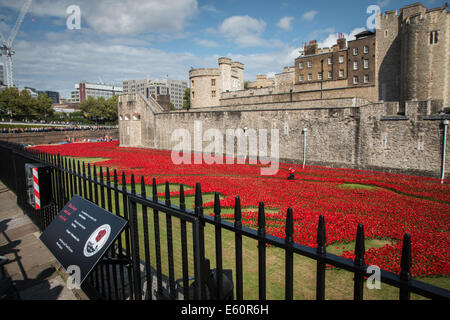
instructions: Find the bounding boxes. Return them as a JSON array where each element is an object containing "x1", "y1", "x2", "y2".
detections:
[{"x1": 0, "y1": 141, "x2": 449, "y2": 300}]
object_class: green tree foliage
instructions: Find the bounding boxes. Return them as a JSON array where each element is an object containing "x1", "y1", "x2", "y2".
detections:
[
  {"x1": 0, "y1": 88, "x2": 54, "y2": 120},
  {"x1": 79, "y1": 95, "x2": 118, "y2": 123},
  {"x1": 182, "y1": 88, "x2": 190, "y2": 110}
]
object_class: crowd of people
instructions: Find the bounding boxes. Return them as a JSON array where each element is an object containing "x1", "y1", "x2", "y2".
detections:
[
  {"x1": 0, "y1": 125, "x2": 118, "y2": 134},
  {"x1": 65, "y1": 136, "x2": 117, "y2": 143}
]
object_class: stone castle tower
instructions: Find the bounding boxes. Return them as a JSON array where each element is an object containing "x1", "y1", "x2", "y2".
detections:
[
  {"x1": 376, "y1": 3, "x2": 449, "y2": 108},
  {"x1": 189, "y1": 57, "x2": 244, "y2": 108}
]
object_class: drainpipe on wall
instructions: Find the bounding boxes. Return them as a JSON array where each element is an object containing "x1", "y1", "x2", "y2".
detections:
[
  {"x1": 302, "y1": 128, "x2": 307, "y2": 169},
  {"x1": 441, "y1": 119, "x2": 449, "y2": 184}
]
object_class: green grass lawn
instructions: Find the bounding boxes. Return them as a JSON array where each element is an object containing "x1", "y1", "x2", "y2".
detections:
[{"x1": 59, "y1": 158, "x2": 449, "y2": 300}]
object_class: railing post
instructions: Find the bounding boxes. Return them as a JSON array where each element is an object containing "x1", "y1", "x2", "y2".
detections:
[
  {"x1": 285, "y1": 208, "x2": 294, "y2": 300},
  {"x1": 353, "y1": 224, "x2": 365, "y2": 301},
  {"x1": 234, "y1": 196, "x2": 243, "y2": 300},
  {"x1": 214, "y1": 192, "x2": 223, "y2": 300},
  {"x1": 316, "y1": 215, "x2": 326, "y2": 300},
  {"x1": 128, "y1": 174, "x2": 142, "y2": 300},
  {"x1": 193, "y1": 182, "x2": 206, "y2": 300},
  {"x1": 257, "y1": 202, "x2": 266, "y2": 300},
  {"x1": 399, "y1": 233, "x2": 412, "y2": 300}
]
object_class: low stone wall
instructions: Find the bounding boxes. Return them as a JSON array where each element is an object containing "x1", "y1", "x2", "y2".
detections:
[{"x1": 0, "y1": 129, "x2": 119, "y2": 145}]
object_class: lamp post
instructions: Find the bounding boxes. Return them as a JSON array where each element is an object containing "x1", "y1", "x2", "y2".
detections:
[
  {"x1": 441, "y1": 119, "x2": 449, "y2": 184},
  {"x1": 302, "y1": 128, "x2": 307, "y2": 169},
  {"x1": 320, "y1": 59, "x2": 324, "y2": 100}
]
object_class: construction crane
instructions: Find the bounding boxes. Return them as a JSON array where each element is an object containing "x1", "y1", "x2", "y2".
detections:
[{"x1": 0, "y1": 0, "x2": 33, "y2": 87}]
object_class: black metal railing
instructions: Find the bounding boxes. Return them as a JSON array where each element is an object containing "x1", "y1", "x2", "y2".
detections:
[{"x1": 0, "y1": 140, "x2": 449, "y2": 300}]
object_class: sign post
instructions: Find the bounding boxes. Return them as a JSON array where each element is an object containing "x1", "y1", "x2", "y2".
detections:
[{"x1": 39, "y1": 195, "x2": 127, "y2": 285}]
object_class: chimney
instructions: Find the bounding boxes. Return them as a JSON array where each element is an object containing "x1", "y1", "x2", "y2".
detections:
[
  {"x1": 337, "y1": 33, "x2": 346, "y2": 50},
  {"x1": 304, "y1": 40, "x2": 318, "y2": 55}
]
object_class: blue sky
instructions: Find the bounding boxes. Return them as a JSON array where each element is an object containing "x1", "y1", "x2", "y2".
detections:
[{"x1": 0, "y1": 0, "x2": 445, "y2": 98}]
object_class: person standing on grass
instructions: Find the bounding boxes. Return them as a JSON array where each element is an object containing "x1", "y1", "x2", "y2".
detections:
[{"x1": 288, "y1": 167, "x2": 295, "y2": 180}]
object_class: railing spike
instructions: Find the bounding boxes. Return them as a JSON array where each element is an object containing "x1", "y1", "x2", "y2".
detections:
[
  {"x1": 234, "y1": 196, "x2": 242, "y2": 228},
  {"x1": 400, "y1": 233, "x2": 412, "y2": 282},
  {"x1": 286, "y1": 208, "x2": 294, "y2": 243},
  {"x1": 165, "y1": 181, "x2": 171, "y2": 206},
  {"x1": 214, "y1": 192, "x2": 221, "y2": 220},
  {"x1": 316, "y1": 215, "x2": 326, "y2": 254},
  {"x1": 179, "y1": 184, "x2": 186, "y2": 211},
  {"x1": 354, "y1": 224, "x2": 365, "y2": 267},
  {"x1": 141, "y1": 176, "x2": 146, "y2": 197}
]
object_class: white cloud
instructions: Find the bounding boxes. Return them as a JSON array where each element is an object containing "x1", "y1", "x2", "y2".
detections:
[
  {"x1": 277, "y1": 16, "x2": 294, "y2": 31},
  {"x1": 318, "y1": 27, "x2": 367, "y2": 48},
  {"x1": 195, "y1": 38, "x2": 220, "y2": 47},
  {"x1": 219, "y1": 15, "x2": 267, "y2": 47},
  {"x1": 301, "y1": 10, "x2": 318, "y2": 21},
  {"x1": 0, "y1": 0, "x2": 199, "y2": 35}
]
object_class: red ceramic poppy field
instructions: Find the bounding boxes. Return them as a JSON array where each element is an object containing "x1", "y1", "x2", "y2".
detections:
[{"x1": 31, "y1": 141, "x2": 450, "y2": 278}]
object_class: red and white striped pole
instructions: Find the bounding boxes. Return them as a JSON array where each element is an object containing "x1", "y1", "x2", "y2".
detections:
[{"x1": 32, "y1": 167, "x2": 41, "y2": 210}]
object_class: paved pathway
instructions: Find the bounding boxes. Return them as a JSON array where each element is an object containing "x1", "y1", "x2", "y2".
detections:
[{"x1": 0, "y1": 180, "x2": 87, "y2": 300}]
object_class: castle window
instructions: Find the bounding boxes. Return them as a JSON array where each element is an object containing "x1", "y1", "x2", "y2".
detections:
[
  {"x1": 119, "y1": 115, "x2": 123, "y2": 121},
  {"x1": 328, "y1": 71, "x2": 333, "y2": 79},
  {"x1": 430, "y1": 31, "x2": 439, "y2": 44},
  {"x1": 339, "y1": 55, "x2": 344, "y2": 64},
  {"x1": 192, "y1": 91, "x2": 195, "y2": 99},
  {"x1": 364, "y1": 75, "x2": 369, "y2": 83},
  {"x1": 308, "y1": 73, "x2": 312, "y2": 81},
  {"x1": 339, "y1": 69, "x2": 344, "y2": 78},
  {"x1": 124, "y1": 114, "x2": 130, "y2": 121},
  {"x1": 299, "y1": 74, "x2": 304, "y2": 82},
  {"x1": 299, "y1": 62, "x2": 304, "y2": 69},
  {"x1": 211, "y1": 79, "x2": 216, "y2": 86},
  {"x1": 382, "y1": 134, "x2": 388, "y2": 149},
  {"x1": 353, "y1": 47, "x2": 358, "y2": 56},
  {"x1": 364, "y1": 46, "x2": 369, "y2": 54},
  {"x1": 418, "y1": 135, "x2": 424, "y2": 151},
  {"x1": 364, "y1": 59, "x2": 369, "y2": 69},
  {"x1": 353, "y1": 61, "x2": 358, "y2": 70},
  {"x1": 318, "y1": 72, "x2": 323, "y2": 81},
  {"x1": 353, "y1": 76, "x2": 358, "y2": 85},
  {"x1": 191, "y1": 80, "x2": 194, "y2": 88},
  {"x1": 211, "y1": 90, "x2": 216, "y2": 98},
  {"x1": 132, "y1": 114, "x2": 141, "y2": 121},
  {"x1": 327, "y1": 57, "x2": 332, "y2": 65},
  {"x1": 307, "y1": 61, "x2": 312, "y2": 68}
]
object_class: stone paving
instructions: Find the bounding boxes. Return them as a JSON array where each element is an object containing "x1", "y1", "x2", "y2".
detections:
[{"x1": 0, "y1": 180, "x2": 87, "y2": 300}]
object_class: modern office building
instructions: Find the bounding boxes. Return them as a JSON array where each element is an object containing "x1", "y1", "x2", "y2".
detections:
[
  {"x1": 123, "y1": 78, "x2": 187, "y2": 109},
  {"x1": 71, "y1": 81, "x2": 123, "y2": 103}
]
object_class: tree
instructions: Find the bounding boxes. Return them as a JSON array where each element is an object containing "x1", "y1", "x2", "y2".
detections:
[
  {"x1": 36, "y1": 93, "x2": 55, "y2": 118},
  {"x1": 182, "y1": 88, "x2": 190, "y2": 110},
  {"x1": 79, "y1": 95, "x2": 118, "y2": 123}
]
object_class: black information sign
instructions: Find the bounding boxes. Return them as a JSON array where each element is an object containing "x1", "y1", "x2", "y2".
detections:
[{"x1": 40, "y1": 195, "x2": 127, "y2": 284}]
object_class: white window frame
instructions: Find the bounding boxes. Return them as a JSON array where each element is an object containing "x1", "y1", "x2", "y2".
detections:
[
  {"x1": 353, "y1": 47, "x2": 358, "y2": 56},
  {"x1": 299, "y1": 62, "x2": 304, "y2": 69},
  {"x1": 353, "y1": 61, "x2": 358, "y2": 70},
  {"x1": 339, "y1": 55, "x2": 344, "y2": 64},
  {"x1": 327, "y1": 57, "x2": 332, "y2": 65},
  {"x1": 339, "y1": 69, "x2": 344, "y2": 78},
  {"x1": 353, "y1": 76, "x2": 358, "y2": 85},
  {"x1": 308, "y1": 73, "x2": 312, "y2": 81},
  {"x1": 318, "y1": 72, "x2": 323, "y2": 81},
  {"x1": 364, "y1": 75, "x2": 369, "y2": 83},
  {"x1": 328, "y1": 71, "x2": 333, "y2": 79},
  {"x1": 307, "y1": 61, "x2": 312, "y2": 68},
  {"x1": 299, "y1": 74, "x2": 304, "y2": 82},
  {"x1": 364, "y1": 59, "x2": 369, "y2": 69}
]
